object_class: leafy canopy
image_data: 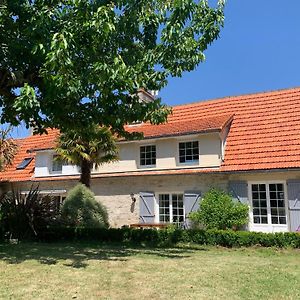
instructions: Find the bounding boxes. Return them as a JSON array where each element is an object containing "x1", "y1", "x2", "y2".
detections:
[
  {"x1": 0, "y1": 0, "x2": 224, "y2": 134},
  {"x1": 189, "y1": 188, "x2": 249, "y2": 230}
]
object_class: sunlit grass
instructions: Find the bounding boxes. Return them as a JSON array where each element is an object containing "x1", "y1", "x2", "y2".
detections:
[{"x1": 0, "y1": 242, "x2": 299, "y2": 299}]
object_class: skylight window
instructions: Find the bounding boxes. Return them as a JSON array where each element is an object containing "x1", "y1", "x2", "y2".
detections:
[{"x1": 16, "y1": 157, "x2": 33, "y2": 170}]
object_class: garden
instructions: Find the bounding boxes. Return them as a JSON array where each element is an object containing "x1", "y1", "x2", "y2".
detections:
[
  {"x1": 1, "y1": 242, "x2": 300, "y2": 299},
  {"x1": 1, "y1": 185, "x2": 300, "y2": 299}
]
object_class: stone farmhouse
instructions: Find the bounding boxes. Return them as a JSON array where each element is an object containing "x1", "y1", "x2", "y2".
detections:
[{"x1": 1, "y1": 87, "x2": 300, "y2": 233}]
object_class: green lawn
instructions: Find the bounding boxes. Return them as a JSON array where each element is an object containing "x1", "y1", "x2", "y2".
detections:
[{"x1": 0, "y1": 243, "x2": 299, "y2": 300}]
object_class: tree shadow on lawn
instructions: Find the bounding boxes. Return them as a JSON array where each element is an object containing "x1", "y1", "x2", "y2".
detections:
[{"x1": 0, "y1": 242, "x2": 208, "y2": 269}]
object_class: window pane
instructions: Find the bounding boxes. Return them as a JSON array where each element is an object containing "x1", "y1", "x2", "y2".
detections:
[
  {"x1": 261, "y1": 208, "x2": 267, "y2": 215},
  {"x1": 172, "y1": 194, "x2": 184, "y2": 226},
  {"x1": 269, "y1": 184, "x2": 276, "y2": 191},
  {"x1": 52, "y1": 155, "x2": 63, "y2": 172},
  {"x1": 178, "y1": 141, "x2": 199, "y2": 163},
  {"x1": 254, "y1": 216, "x2": 260, "y2": 224},
  {"x1": 253, "y1": 208, "x2": 260, "y2": 215},
  {"x1": 186, "y1": 149, "x2": 192, "y2": 156},
  {"x1": 271, "y1": 217, "x2": 278, "y2": 224},
  {"x1": 260, "y1": 200, "x2": 267, "y2": 208},
  {"x1": 251, "y1": 184, "x2": 267, "y2": 224},
  {"x1": 159, "y1": 194, "x2": 170, "y2": 223},
  {"x1": 260, "y1": 192, "x2": 266, "y2": 200},
  {"x1": 269, "y1": 184, "x2": 286, "y2": 225},
  {"x1": 140, "y1": 145, "x2": 156, "y2": 166},
  {"x1": 261, "y1": 217, "x2": 268, "y2": 224},
  {"x1": 259, "y1": 184, "x2": 266, "y2": 191},
  {"x1": 16, "y1": 157, "x2": 33, "y2": 170},
  {"x1": 278, "y1": 208, "x2": 286, "y2": 216},
  {"x1": 279, "y1": 217, "x2": 287, "y2": 224}
]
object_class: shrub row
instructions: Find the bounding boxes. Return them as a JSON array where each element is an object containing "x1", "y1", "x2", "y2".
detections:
[{"x1": 35, "y1": 227, "x2": 300, "y2": 248}]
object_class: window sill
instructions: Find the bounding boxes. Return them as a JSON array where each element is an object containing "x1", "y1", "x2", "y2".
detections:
[
  {"x1": 50, "y1": 171, "x2": 63, "y2": 175},
  {"x1": 252, "y1": 223, "x2": 287, "y2": 227},
  {"x1": 178, "y1": 161, "x2": 199, "y2": 166},
  {"x1": 139, "y1": 165, "x2": 156, "y2": 169}
]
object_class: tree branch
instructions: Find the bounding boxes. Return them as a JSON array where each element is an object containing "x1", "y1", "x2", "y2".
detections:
[{"x1": 0, "y1": 68, "x2": 41, "y2": 91}]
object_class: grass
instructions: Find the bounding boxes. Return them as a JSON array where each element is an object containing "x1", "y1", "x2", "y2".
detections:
[{"x1": 0, "y1": 242, "x2": 300, "y2": 299}]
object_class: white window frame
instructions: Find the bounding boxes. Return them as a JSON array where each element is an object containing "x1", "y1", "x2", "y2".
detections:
[
  {"x1": 139, "y1": 144, "x2": 156, "y2": 168},
  {"x1": 177, "y1": 140, "x2": 200, "y2": 165},
  {"x1": 248, "y1": 181, "x2": 289, "y2": 232},
  {"x1": 154, "y1": 192, "x2": 185, "y2": 225}
]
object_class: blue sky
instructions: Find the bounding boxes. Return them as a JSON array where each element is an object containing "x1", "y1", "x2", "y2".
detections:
[
  {"x1": 161, "y1": 0, "x2": 300, "y2": 105},
  {"x1": 11, "y1": 0, "x2": 300, "y2": 138}
]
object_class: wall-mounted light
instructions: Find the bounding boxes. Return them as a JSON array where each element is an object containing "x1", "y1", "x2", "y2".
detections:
[{"x1": 130, "y1": 193, "x2": 136, "y2": 203}]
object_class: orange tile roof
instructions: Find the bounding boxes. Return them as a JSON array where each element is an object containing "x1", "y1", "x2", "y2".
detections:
[
  {"x1": 125, "y1": 113, "x2": 233, "y2": 138},
  {"x1": 0, "y1": 129, "x2": 58, "y2": 182},
  {"x1": 2, "y1": 87, "x2": 300, "y2": 182}
]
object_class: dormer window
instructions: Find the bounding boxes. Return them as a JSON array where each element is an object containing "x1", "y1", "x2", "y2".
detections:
[
  {"x1": 52, "y1": 155, "x2": 63, "y2": 173},
  {"x1": 140, "y1": 145, "x2": 156, "y2": 167},
  {"x1": 179, "y1": 141, "x2": 199, "y2": 163}
]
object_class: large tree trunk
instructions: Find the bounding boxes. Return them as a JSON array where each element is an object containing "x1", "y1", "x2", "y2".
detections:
[{"x1": 80, "y1": 159, "x2": 93, "y2": 188}]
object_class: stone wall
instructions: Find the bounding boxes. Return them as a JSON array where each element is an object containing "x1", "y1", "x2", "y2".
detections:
[{"x1": 3, "y1": 170, "x2": 300, "y2": 229}]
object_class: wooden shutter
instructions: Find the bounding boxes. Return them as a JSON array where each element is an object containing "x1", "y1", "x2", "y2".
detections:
[
  {"x1": 228, "y1": 181, "x2": 249, "y2": 204},
  {"x1": 139, "y1": 192, "x2": 155, "y2": 224},
  {"x1": 184, "y1": 191, "x2": 201, "y2": 228},
  {"x1": 287, "y1": 180, "x2": 300, "y2": 232}
]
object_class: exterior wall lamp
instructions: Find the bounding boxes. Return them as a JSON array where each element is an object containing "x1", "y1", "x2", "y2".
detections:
[{"x1": 130, "y1": 193, "x2": 136, "y2": 203}]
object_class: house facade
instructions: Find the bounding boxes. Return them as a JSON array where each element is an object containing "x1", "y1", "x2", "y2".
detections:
[{"x1": 1, "y1": 88, "x2": 300, "y2": 232}]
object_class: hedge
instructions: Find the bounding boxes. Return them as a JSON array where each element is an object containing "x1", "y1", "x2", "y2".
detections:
[{"x1": 32, "y1": 227, "x2": 300, "y2": 248}]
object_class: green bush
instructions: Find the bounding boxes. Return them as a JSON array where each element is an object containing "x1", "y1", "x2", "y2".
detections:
[
  {"x1": 61, "y1": 184, "x2": 109, "y2": 228},
  {"x1": 36, "y1": 227, "x2": 300, "y2": 248},
  {"x1": 189, "y1": 188, "x2": 249, "y2": 230}
]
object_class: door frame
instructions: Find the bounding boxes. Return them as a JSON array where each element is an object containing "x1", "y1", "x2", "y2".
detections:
[{"x1": 247, "y1": 181, "x2": 289, "y2": 232}]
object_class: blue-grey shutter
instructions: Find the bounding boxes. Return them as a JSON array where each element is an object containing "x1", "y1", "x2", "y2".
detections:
[
  {"x1": 287, "y1": 180, "x2": 300, "y2": 232},
  {"x1": 228, "y1": 181, "x2": 249, "y2": 204},
  {"x1": 184, "y1": 191, "x2": 201, "y2": 228},
  {"x1": 139, "y1": 192, "x2": 155, "y2": 224}
]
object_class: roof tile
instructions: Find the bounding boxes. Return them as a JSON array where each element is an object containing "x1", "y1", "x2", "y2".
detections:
[{"x1": 2, "y1": 87, "x2": 300, "y2": 181}]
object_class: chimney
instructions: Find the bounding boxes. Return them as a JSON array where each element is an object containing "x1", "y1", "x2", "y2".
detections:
[{"x1": 137, "y1": 89, "x2": 158, "y2": 103}]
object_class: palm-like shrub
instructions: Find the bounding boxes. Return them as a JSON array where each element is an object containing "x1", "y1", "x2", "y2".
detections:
[
  {"x1": 0, "y1": 126, "x2": 18, "y2": 171},
  {"x1": 189, "y1": 188, "x2": 249, "y2": 230},
  {"x1": 0, "y1": 186, "x2": 61, "y2": 239},
  {"x1": 56, "y1": 125, "x2": 118, "y2": 187},
  {"x1": 61, "y1": 184, "x2": 109, "y2": 228}
]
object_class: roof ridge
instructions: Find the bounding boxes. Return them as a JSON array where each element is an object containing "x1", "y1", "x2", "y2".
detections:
[{"x1": 172, "y1": 86, "x2": 300, "y2": 109}]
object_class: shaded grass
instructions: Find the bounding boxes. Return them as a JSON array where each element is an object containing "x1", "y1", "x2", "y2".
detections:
[{"x1": 0, "y1": 242, "x2": 300, "y2": 299}]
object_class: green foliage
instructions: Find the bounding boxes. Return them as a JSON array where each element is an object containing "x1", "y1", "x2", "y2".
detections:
[
  {"x1": 189, "y1": 188, "x2": 249, "y2": 230},
  {"x1": 38, "y1": 227, "x2": 300, "y2": 248},
  {"x1": 56, "y1": 124, "x2": 118, "y2": 187},
  {"x1": 0, "y1": 185, "x2": 60, "y2": 239},
  {"x1": 61, "y1": 184, "x2": 109, "y2": 228},
  {"x1": 0, "y1": 0, "x2": 224, "y2": 134}
]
